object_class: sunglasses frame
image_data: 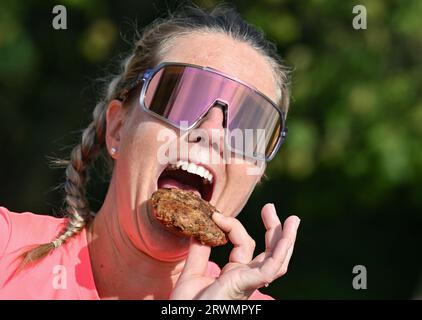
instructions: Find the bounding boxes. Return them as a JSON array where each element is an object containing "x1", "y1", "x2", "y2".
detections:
[{"x1": 120, "y1": 62, "x2": 288, "y2": 162}]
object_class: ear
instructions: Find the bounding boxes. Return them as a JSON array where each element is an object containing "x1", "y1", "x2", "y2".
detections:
[{"x1": 105, "y1": 99, "x2": 126, "y2": 159}]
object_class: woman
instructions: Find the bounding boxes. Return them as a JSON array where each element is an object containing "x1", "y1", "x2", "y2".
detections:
[{"x1": 0, "y1": 5, "x2": 300, "y2": 299}]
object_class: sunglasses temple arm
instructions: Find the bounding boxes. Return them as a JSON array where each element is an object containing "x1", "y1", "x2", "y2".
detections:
[
  {"x1": 117, "y1": 69, "x2": 153, "y2": 101},
  {"x1": 282, "y1": 126, "x2": 288, "y2": 142}
]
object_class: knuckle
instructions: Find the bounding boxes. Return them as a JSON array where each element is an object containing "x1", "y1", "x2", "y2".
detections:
[
  {"x1": 232, "y1": 217, "x2": 242, "y2": 227},
  {"x1": 231, "y1": 217, "x2": 246, "y2": 233},
  {"x1": 279, "y1": 266, "x2": 288, "y2": 276},
  {"x1": 225, "y1": 216, "x2": 237, "y2": 227},
  {"x1": 249, "y1": 239, "x2": 256, "y2": 249}
]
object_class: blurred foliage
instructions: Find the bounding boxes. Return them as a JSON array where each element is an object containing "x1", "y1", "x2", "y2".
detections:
[{"x1": 0, "y1": 0, "x2": 421, "y2": 299}]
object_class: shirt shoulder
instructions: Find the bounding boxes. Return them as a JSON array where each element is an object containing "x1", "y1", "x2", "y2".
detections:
[
  {"x1": 0, "y1": 207, "x2": 99, "y2": 299},
  {"x1": 0, "y1": 206, "x2": 12, "y2": 257},
  {"x1": 0, "y1": 206, "x2": 66, "y2": 254}
]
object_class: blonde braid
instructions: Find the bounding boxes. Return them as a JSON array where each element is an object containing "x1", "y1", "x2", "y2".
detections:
[
  {"x1": 52, "y1": 103, "x2": 108, "y2": 247},
  {"x1": 17, "y1": 97, "x2": 112, "y2": 267}
]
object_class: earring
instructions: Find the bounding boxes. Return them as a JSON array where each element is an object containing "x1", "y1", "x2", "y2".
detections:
[{"x1": 111, "y1": 147, "x2": 117, "y2": 155}]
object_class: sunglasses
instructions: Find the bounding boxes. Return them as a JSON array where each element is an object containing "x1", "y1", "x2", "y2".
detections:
[{"x1": 118, "y1": 62, "x2": 287, "y2": 161}]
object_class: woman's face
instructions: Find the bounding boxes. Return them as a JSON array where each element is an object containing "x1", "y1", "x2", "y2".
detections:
[{"x1": 106, "y1": 32, "x2": 279, "y2": 262}]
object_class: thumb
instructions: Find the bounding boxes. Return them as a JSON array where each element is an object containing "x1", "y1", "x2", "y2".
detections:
[{"x1": 180, "y1": 237, "x2": 212, "y2": 278}]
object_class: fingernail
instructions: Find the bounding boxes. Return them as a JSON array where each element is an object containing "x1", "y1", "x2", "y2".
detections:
[{"x1": 212, "y1": 211, "x2": 223, "y2": 218}]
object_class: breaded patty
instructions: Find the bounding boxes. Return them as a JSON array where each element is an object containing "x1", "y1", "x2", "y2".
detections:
[{"x1": 150, "y1": 188, "x2": 228, "y2": 246}]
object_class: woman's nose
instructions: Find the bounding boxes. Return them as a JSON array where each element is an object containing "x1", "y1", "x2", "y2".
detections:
[{"x1": 187, "y1": 105, "x2": 226, "y2": 155}]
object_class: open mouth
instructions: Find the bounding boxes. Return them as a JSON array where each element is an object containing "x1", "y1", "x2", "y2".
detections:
[{"x1": 157, "y1": 160, "x2": 215, "y2": 202}]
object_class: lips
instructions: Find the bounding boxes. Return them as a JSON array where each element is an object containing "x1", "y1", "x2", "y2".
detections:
[{"x1": 157, "y1": 160, "x2": 215, "y2": 202}]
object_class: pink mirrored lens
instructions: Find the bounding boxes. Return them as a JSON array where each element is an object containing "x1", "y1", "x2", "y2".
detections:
[
  {"x1": 144, "y1": 66, "x2": 216, "y2": 126},
  {"x1": 144, "y1": 65, "x2": 281, "y2": 159}
]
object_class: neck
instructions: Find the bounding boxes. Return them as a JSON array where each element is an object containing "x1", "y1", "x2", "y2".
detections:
[{"x1": 86, "y1": 197, "x2": 186, "y2": 300}]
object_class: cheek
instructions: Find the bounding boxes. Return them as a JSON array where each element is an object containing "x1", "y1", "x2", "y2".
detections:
[
  {"x1": 120, "y1": 117, "x2": 171, "y2": 167},
  {"x1": 114, "y1": 115, "x2": 172, "y2": 209},
  {"x1": 220, "y1": 163, "x2": 262, "y2": 217},
  {"x1": 114, "y1": 121, "x2": 161, "y2": 206}
]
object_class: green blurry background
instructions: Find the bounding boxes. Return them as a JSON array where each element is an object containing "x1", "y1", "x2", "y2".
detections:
[{"x1": 1, "y1": 0, "x2": 421, "y2": 299}]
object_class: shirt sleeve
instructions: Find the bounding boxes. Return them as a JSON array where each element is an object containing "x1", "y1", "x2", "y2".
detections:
[
  {"x1": 249, "y1": 289, "x2": 275, "y2": 300},
  {"x1": 0, "y1": 206, "x2": 12, "y2": 258}
]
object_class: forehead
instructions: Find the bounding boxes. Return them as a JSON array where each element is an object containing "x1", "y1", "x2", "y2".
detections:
[{"x1": 158, "y1": 32, "x2": 278, "y2": 102}]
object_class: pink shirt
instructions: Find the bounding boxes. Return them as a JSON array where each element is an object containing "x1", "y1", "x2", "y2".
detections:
[{"x1": 0, "y1": 206, "x2": 273, "y2": 300}]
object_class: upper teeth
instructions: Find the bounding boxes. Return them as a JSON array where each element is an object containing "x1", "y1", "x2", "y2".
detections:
[{"x1": 167, "y1": 160, "x2": 213, "y2": 184}]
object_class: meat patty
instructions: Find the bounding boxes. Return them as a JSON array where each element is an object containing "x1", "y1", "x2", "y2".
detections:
[{"x1": 150, "y1": 188, "x2": 228, "y2": 246}]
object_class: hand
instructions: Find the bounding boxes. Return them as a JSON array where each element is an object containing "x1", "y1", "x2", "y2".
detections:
[{"x1": 170, "y1": 204, "x2": 300, "y2": 300}]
